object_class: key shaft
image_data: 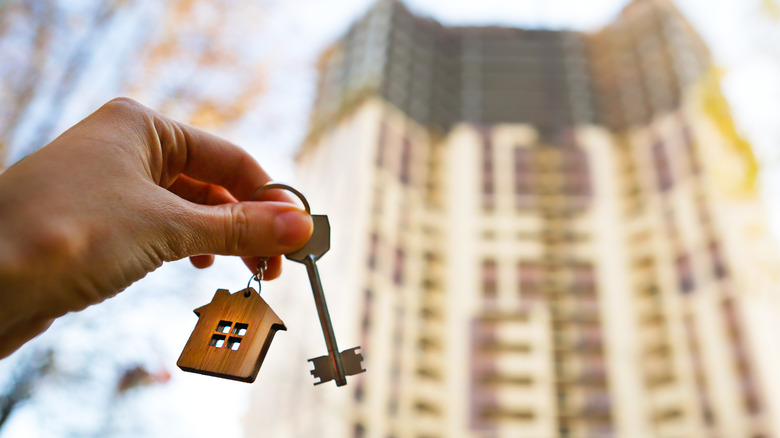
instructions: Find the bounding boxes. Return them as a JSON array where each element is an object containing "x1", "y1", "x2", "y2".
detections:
[{"x1": 303, "y1": 254, "x2": 347, "y2": 386}]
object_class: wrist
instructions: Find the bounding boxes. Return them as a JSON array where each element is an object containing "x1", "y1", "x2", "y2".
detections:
[
  {"x1": 0, "y1": 214, "x2": 63, "y2": 358},
  {"x1": 0, "y1": 214, "x2": 30, "y2": 323},
  {"x1": 0, "y1": 176, "x2": 57, "y2": 352}
]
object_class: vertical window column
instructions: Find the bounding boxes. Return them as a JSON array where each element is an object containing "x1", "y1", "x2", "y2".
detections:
[
  {"x1": 513, "y1": 147, "x2": 534, "y2": 209},
  {"x1": 652, "y1": 140, "x2": 674, "y2": 192},
  {"x1": 482, "y1": 260, "x2": 498, "y2": 305},
  {"x1": 722, "y1": 298, "x2": 764, "y2": 417},
  {"x1": 681, "y1": 125, "x2": 701, "y2": 176},
  {"x1": 393, "y1": 248, "x2": 404, "y2": 286},
  {"x1": 482, "y1": 131, "x2": 495, "y2": 210},
  {"x1": 676, "y1": 253, "x2": 695, "y2": 293},
  {"x1": 399, "y1": 135, "x2": 412, "y2": 185},
  {"x1": 518, "y1": 261, "x2": 543, "y2": 302},
  {"x1": 563, "y1": 148, "x2": 592, "y2": 206}
]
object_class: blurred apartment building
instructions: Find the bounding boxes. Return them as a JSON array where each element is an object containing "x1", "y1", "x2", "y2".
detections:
[{"x1": 247, "y1": 0, "x2": 780, "y2": 437}]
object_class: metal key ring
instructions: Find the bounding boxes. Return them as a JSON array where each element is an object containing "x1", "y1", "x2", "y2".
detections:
[{"x1": 252, "y1": 182, "x2": 311, "y2": 214}]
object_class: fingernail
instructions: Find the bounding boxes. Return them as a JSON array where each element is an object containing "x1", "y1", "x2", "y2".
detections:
[{"x1": 275, "y1": 209, "x2": 313, "y2": 246}]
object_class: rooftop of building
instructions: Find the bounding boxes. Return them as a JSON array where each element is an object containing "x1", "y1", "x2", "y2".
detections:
[{"x1": 304, "y1": 0, "x2": 710, "y2": 149}]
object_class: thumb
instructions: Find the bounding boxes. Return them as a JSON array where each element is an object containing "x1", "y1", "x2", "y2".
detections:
[{"x1": 170, "y1": 200, "x2": 313, "y2": 259}]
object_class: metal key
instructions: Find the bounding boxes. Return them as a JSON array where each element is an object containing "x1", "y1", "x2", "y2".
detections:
[{"x1": 286, "y1": 214, "x2": 366, "y2": 386}]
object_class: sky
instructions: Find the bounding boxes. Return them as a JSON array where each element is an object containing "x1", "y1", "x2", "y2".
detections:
[{"x1": 1, "y1": 1, "x2": 778, "y2": 437}]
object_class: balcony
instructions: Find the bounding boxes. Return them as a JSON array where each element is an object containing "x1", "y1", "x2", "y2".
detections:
[
  {"x1": 421, "y1": 289, "x2": 446, "y2": 312},
  {"x1": 653, "y1": 416, "x2": 688, "y2": 438},
  {"x1": 418, "y1": 349, "x2": 444, "y2": 373},
  {"x1": 413, "y1": 412, "x2": 442, "y2": 437},
  {"x1": 556, "y1": 359, "x2": 607, "y2": 387},
  {"x1": 557, "y1": 391, "x2": 612, "y2": 419},
  {"x1": 574, "y1": 330, "x2": 604, "y2": 353},
  {"x1": 551, "y1": 326, "x2": 604, "y2": 353},
  {"x1": 480, "y1": 340, "x2": 532, "y2": 355},
  {"x1": 419, "y1": 301, "x2": 444, "y2": 322},
  {"x1": 581, "y1": 393, "x2": 611, "y2": 417},
  {"x1": 648, "y1": 384, "x2": 683, "y2": 413},
  {"x1": 635, "y1": 295, "x2": 664, "y2": 323},
  {"x1": 558, "y1": 300, "x2": 601, "y2": 323},
  {"x1": 640, "y1": 325, "x2": 667, "y2": 349},
  {"x1": 415, "y1": 377, "x2": 443, "y2": 406},
  {"x1": 494, "y1": 351, "x2": 547, "y2": 375},
  {"x1": 497, "y1": 388, "x2": 550, "y2": 409},
  {"x1": 479, "y1": 371, "x2": 534, "y2": 389},
  {"x1": 422, "y1": 317, "x2": 446, "y2": 340},
  {"x1": 644, "y1": 357, "x2": 675, "y2": 389}
]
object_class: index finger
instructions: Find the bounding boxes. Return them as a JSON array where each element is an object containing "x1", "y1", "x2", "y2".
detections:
[
  {"x1": 177, "y1": 125, "x2": 270, "y2": 201},
  {"x1": 157, "y1": 115, "x2": 290, "y2": 203}
]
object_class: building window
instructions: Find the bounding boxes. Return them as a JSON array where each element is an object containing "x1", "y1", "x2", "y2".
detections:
[
  {"x1": 684, "y1": 314, "x2": 716, "y2": 426},
  {"x1": 399, "y1": 135, "x2": 412, "y2": 184},
  {"x1": 361, "y1": 289, "x2": 373, "y2": 341},
  {"x1": 482, "y1": 131, "x2": 495, "y2": 210},
  {"x1": 652, "y1": 140, "x2": 673, "y2": 192},
  {"x1": 393, "y1": 306, "x2": 404, "y2": 347},
  {"x1": 676, "y1": 254, "x2": 694, "y2": 293},
  {"x1": 654, "y1": 408, "x2": 683, "y2": 422},
  {"x1": 582, "y1": 393, "x2": 611, "y2": 415},
  {"x1": 722, "y1": 298, "x2": 739, "y2": 333},
  {"x1": 480, "y1": 408, "x2": 535, "y2": 422},
  {"x1": 393, "y1": 248, "x2": 404, "y2": 285},
  {"x1": 682, "y1": 125, "x2": 701, "y2": 175},
  {"x1": 354, "y1": 382, "x2": 364, "y2": 403},
  {"x1": 709, "y1": 241, "x2": 728, "y2": 279},
  {"x1": 514, "y1": 147, "x2": 534, "y2": 208},
  {"x1": 743, "y1": 375, "x2": 762, "y2": 414},
  {"x1": 564, "y1": 148, "x2": 591, "y2": 198},
  {"x1": 572, "y1": 262, "x2": 596, "y2": 291},
  {"x1": 562, "y1": 146, "x2": 586, "y2": 171},
  {"x1": 368, "y1": 233, "x2": 379, "y2": 269},
  {"x1": 576, "y1": 328, "x2": 603, "y2": 352},
  {"x1": 722, "y1": 298, "x2": 763, "y2": 415},
  {"x1": 566, "y1": 170, "x2": 591, "y2": 198},
  {"x1": 518, "y1": 262, "x2": 543, "y2": 299},
  {"x1": 482, "y1": 260, "x2": 498, "y2": 299},
  {"x1": 581, "y1": 359, "x2": 607, "y2": 383}
]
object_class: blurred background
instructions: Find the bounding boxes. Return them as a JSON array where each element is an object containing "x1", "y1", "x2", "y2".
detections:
[{"x1": 1, "y1": 0, "x2": 780, "y2": 437}]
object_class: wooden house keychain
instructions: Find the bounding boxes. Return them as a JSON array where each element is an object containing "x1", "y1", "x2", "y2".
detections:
[
  {"x1": 177, "y1": 182, "x2": 365, "y2": 386},
  {"x1": 177, "y1": 257, "x2": 285, "y2": 383}
]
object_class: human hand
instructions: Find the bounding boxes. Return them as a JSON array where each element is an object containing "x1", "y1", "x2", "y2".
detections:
[{"x1": 0, "y1": 98, "x2": 313, "y2": 358}]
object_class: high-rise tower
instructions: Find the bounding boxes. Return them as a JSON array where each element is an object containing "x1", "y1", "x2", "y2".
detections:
[{"x1": 246, "y1": 1, "x2": 780, "y2": 437}]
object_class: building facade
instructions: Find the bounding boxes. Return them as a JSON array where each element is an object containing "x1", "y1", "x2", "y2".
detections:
[{"x1": 245, "y1": 1, "x2": 780, "y2": 437}]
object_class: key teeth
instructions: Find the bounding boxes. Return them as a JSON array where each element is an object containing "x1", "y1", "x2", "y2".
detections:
[
  {"x1": 341, "y1": 346, "x2": 367, "y2": 376},
  {"x1": 307, "y1": 347, "x2": 366, "y2": 386},
  {"x1": 308, "y1": 355, "x2": 333, "y2": 386},
  {"x1": 310, "y1": 369, "x2": 326, "y2": 386}
]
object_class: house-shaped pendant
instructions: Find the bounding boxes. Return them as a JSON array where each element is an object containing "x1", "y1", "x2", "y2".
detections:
[{"x1": 177, "y1": 288, "x2": 286, "y2": 383}]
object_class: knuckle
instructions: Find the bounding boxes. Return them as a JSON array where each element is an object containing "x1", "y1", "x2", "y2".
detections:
[
  {"x1": 28, "y1": 221, "x2": 83, "y2": 264},
  {"x1": 99, "y1": 97, "x2": 146, "y2": 120},
  {"x1": 107, "y1": 96, "x2": 141, "y2": 109},
  {"x1": 224, "y1": 203, "x2": 251, "y2": 255}
]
